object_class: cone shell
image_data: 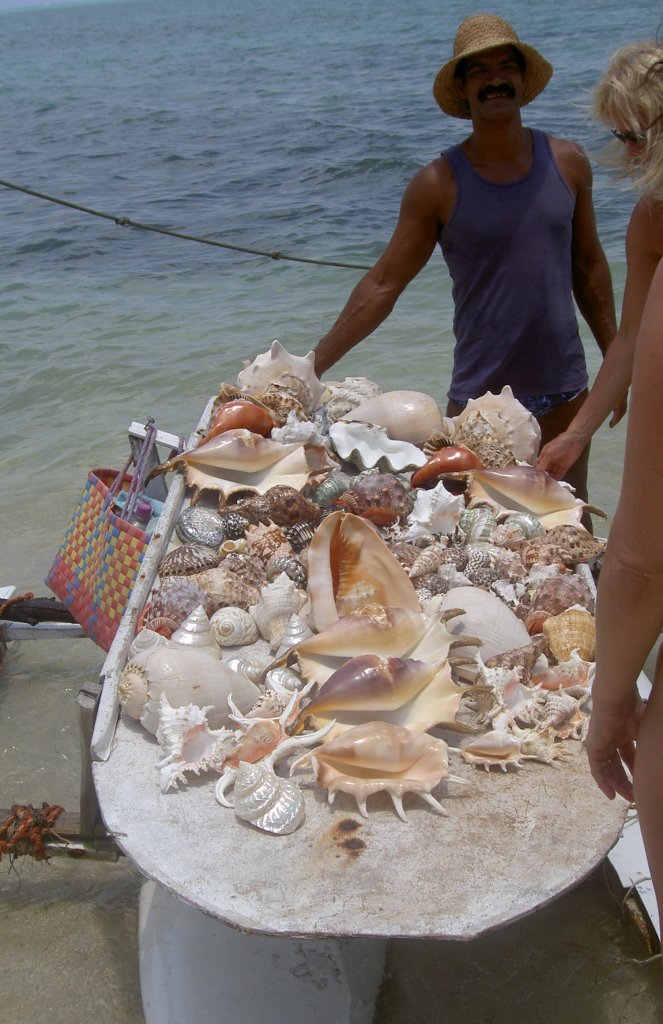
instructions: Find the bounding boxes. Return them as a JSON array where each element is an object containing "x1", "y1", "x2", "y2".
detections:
[{"x1": 542, "y1": 607, "x2": 596, "y2": 663}]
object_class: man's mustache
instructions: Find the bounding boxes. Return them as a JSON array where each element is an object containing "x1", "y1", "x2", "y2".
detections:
[{"x1": 478, "y1": 84, "x2": 516, "y2": 102}]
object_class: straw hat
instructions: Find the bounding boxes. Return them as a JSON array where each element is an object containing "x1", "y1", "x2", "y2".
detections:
[{"x1": 433, "y1": 14, "x2": 553, "y2": 119}]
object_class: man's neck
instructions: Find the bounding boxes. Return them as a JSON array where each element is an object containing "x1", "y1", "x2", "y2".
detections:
[{"x1": 461, "y1": 120, "x2": 533, "y2": 181}]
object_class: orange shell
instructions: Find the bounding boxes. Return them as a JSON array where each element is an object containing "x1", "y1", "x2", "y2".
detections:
[
  {"x1": 411, "y1": 446, "x2": 483, "y2": 489},
  {"x1": 202, "y1": 399, "x2": 274, "y2": 441}
]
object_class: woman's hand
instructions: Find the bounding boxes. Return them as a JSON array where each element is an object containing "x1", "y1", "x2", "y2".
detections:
[
  {"x1": 537, "y1": 429, "x2": 587, "y2": 481},
  {"x1": 584, "y1": 692, "x2": 646, "y2": 802}
]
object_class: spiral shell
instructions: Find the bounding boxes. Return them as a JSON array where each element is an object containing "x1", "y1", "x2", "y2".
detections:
[
  {"x1": 188, "y1": 567, "x2": 261, "y2": 610},
  {"x1": 249, "y1": 573, "x2": 307, "y2": 650},
  {"x1": 210, "y1": 607, "x2": 260, "y2": 647},
  {"x1": 460, "y1": 506, "x2": 497, "y2": 543},
  {"x1": 232, "y1": 760, "x2": 305, "y2": 834},
  {"x1": 309, "y1": 473, "x2": 353, "y2": 508},
  {"x1": 265, "y1": 555, "x2": 307, "y2": 588},
  {"x1": 159, "y1": 543, "x2": 221, "y2": 578},
  {"x1": 321, "y1": 376, "x2": 382, "y2": 423},
  {"x1": 243, "y1": 523, "x2": 291, "y2": 563},
  {"x1": 286, "y1": 521, "x2": 316, "y2": 552},
  {"x1": 170, "y1": 605, "x2": 221, "y2": 659},
  {"x1": 148, "y1": 576, "x2": 216, "y2": 625}
]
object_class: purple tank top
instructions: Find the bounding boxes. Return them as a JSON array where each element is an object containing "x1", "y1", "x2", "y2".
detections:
[{"x1": 440, "y1": 129, "x2": 588, "y2": 404}]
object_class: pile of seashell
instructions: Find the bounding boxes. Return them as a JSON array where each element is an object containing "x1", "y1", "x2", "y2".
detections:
[{"x1": 117, "y1": 341, "x2": 606, "y2": 835}]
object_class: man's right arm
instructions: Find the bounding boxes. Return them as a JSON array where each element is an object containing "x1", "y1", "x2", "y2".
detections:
[{"x1": 313, "y1": 163, "x2": 446, "y2": 376}]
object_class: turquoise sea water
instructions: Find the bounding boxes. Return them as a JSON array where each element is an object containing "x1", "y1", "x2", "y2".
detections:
[{"x1": 1, "y1": 3, "x2": 662, "y2": 1019}]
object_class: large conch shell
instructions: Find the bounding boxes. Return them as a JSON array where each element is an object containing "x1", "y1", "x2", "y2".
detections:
[
  {"x1": 305, "y1": 511, "x2": 421, "y2": 632},
  {"x1": 440, "y1": 586, "x2": 531, "y2": 673},
  {"x1": 464, "y1": 466, "x2": 592, "y2": 527},
  {"x1": 291, "y1": 721, "x2": 464, "y2": 821},
  {"x1": 236, "y1": 340, "x2": 326, "y2": 412},
  {"x1": 118, "y1": 645, "x2": 261, "y2": 734},
  {"x1": 159, "y1": 429, "x2": 334, "y2": 502},
  {"x1": 294, "y1": 653, "x2": 466, "y2": 739},
  {"x1": 446, "y1": 387, "x2": 541, "y2": 464},
  {"x1": 343, "y1": 390, "x2": 444, "y2": 445}
]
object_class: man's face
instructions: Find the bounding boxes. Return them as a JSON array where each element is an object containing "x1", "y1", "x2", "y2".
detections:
[{"x1": 456, "y1": 45, "x2": 525, "y2": 119}]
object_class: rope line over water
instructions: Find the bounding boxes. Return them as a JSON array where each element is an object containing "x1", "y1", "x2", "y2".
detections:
[{"x1": 0, "y1": 177, "x2": 371, "y2": 271}]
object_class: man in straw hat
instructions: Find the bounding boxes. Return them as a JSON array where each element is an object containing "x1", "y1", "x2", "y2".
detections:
[{"x1": 313, "y1": 13, "x2": 619, "y2": 505}]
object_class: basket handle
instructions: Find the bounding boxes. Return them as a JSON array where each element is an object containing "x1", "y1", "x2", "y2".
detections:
[{"x1": 112, "y1": 420, "x2": 159, "y2": 520}]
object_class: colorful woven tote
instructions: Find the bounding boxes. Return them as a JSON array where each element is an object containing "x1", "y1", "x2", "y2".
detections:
[{"x1": 45, "y1": 427, "x2": 158, "y2": 652}]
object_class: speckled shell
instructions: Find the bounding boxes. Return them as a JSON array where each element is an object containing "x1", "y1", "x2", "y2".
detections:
[
  {"x1": 541, "y1": 526, "x2": 606, "y2": 565},
  {"x1": 260, "y1": 485, "x2": 321, "y2": 528},
  {"x1": 148, "y1": 576, "x2": 216, "y2": 625},
  {"x1": 210, "y1": 606, "x2": 260, "y2": 647},
  {"x1": 460, "y1": 506, "x2": 498, "y2": 543},
  {"x1": 218, "y1": 511, "x2": 250, "y2": 539},
  {"x1": 243, "y1": 523, "x2": 292, "y2": 564},
  {"x1": 542, "y1": 607, "x2": 596, "y2": 663},
  {"x1": 333, "y1": 473, "x2": 409, "y2": 525},
  {"x1": 175, "y1": 506, "x2": 226, "y2": 548},
  {"x1": 265, "y1": 555, "x2": 307, "y2": 588},
  {"x1": 286, "y1": 521, "x2": 316, "y2": 552},
  {"x1": 187, "y1": 567, "x2": 261, "y2": 610},
  {"x1": 158, "y1": 543, "x2": 221, "y2": 578}
]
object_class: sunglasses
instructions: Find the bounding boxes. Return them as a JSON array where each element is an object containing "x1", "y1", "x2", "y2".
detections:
[{"x1": 611, "y1": 112, "x2": 663, "y2": 144}]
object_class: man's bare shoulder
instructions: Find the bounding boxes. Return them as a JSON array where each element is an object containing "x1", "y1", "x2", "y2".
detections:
[
  {"x1": 547, "y1": 135, "x2": 593, "y2": 187},
  {"x1": 403, "y1": 156, "x2": 456, "y2": 221}
]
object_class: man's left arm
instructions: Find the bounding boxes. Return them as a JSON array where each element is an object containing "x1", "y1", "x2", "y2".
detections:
[{"x1": 564, "y1": 142, "x2": 618, "y2": 354}]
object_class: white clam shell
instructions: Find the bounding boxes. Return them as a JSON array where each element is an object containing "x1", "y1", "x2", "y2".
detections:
[
  {"x1": 210, "y1": 607, "x2": 259, "y2": 647},
  {"x1": 233, "y1": 760, "x2": 305, "y2": 834},
  {"x1": 329, "y1": 421, "x2": 427, "y2": 473},
  {"x1": 344, "y1": 390, "x2": 444, "y2": 445}
]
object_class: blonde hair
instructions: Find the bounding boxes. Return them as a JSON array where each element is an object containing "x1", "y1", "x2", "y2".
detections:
[{"x1": 593, "y1": 42, "x2": 663, "y2": 198}]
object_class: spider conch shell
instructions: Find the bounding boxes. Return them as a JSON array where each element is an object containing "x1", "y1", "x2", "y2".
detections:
[
  {"x1": 161, "y1": 429, "x2": 334, "y2": 501},
  {"x1": 249, "y1": 573, "x2": 307, "y2": 650},
  {"x1": 236, "y1": 340, "x2": 326, "y2": 412},
  {"x1": 447, "y1": 387, "x2": 541, "y2": 464},
  {"x1": 294, "y1": 653, "x2": 465, "y2": 738},
  {"x1": 329, "y1": 421, "x2": 427, "y2": 473},
  {"x1": 291, "y1": 721, "x2": 453, "y2": 821},
  {"x1": 305, "y1": 511, "x2": 421, "y2": 632},
  {"x1": 343, "y1": 390, "x2": 444, "y2": 445},
  {"x1": 465, "y1": 466, "x2": 591, "y2": 527}
]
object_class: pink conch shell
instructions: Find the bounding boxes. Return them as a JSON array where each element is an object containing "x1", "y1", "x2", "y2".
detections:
[
  {"x1": 294, "y1": 653, "x2": 465, "y2": 738},
  {"x1": 162, "y1": 429, "x2": 334, "y2": 501},
  {"x1": 465, "y1": 466, "x2": 591, "y2": 525},
  {"x1": 291, "y1": 721, "x2": 458, "y2": 820},
  {"x1": 343, "y1": 390, "x2": 444, "y2": 445},
  {"x1": 305, "y1": 511, "x2": 421, "y2": 632}
]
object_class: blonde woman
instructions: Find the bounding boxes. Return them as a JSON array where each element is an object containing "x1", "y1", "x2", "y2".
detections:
[
  {"x1": 538, "y1": 42, "x2": 663, "y2": 479},
  {"x1": 568, "y1": 43, "x2": 663, "y2": 1018}
]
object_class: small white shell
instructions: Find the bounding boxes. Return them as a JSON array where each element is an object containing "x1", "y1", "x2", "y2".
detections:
[
  {"x1": 233, "y1": 760, "x2": 305, "y2": 834},
  {"x1": 210, "y1": 607, "x2": 259, "y2": 647},
  {"x1": 249, "y1": 573, "x2": 307, "y2": 650},
  {"x1": 271, "y1": 410, "x2": 327, "y2": 446},
  {"x1": 404, "y1": 483, "x2": 462, "y2": 540},
  {"x1": 128, "y1": 628, "x2": 168, "y2": 666}
]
